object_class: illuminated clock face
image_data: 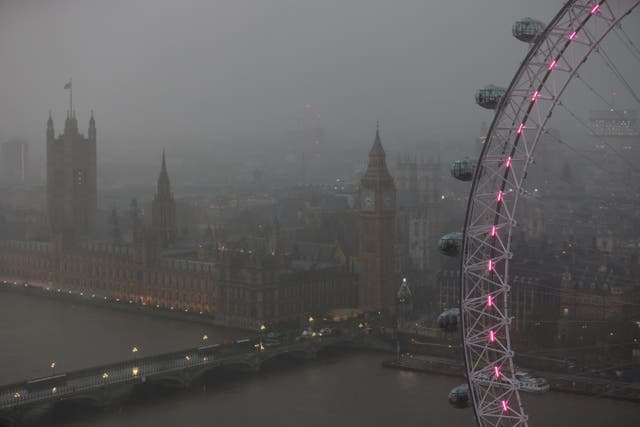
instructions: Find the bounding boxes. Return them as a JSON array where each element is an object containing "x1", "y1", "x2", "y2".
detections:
[
  {"x1": 364, "y1": 194, "x2": 374, "y2": 207},
  {"x1": 383, "y1": 193, "x2": 393, "y2": 207}
]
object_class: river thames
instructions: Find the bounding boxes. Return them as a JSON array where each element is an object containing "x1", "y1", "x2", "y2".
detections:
[{"x1": 1, "y1": 292, "x2": 638, "y2": 426}]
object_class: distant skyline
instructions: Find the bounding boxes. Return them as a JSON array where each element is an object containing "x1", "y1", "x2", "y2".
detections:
[
  {"x1": 0, "y1": 0, "x2": 637, "y2": 180},
  {"x1": 0, "y1": 0, "x2": 567, "y2": 153}
]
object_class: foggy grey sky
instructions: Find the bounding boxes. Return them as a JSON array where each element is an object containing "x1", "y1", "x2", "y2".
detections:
[{"x1": 0, "y1": 0, "x2": 598, "y2": 161}]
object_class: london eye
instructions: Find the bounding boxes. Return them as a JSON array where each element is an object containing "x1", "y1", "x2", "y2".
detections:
[{"x1": 457, "y1": 1, "x2": 640, "y2": 425}]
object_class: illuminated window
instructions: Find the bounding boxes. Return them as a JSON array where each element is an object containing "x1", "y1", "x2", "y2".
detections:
[{"x1": 563, "y1": 307, "x2": 569, "y2": 316}]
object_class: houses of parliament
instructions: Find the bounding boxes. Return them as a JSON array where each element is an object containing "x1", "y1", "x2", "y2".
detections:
[{"x1": 0, "y1": 108, "x2": 398, "y2": 330}]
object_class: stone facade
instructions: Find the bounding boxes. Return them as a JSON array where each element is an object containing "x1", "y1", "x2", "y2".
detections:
[
  {"x1": 0, "y1": 120, "x2": 368, "y2": 330},
  {"x1": 0, "y1": 237, "x2": 357, "y2": 330}
]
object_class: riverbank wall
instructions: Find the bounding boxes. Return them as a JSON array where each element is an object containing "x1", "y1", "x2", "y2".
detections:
[
  {"x1": 383, "y1": 355, "x2": 640, "y2": 402},
  {"x1": 0, "y1": 280, "x2": 242, "y2": 331}
]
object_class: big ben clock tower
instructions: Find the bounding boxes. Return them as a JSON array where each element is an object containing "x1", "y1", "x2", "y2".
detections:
[{"x1": 358, "y1": 124, "x2": 396, "y2": 311}]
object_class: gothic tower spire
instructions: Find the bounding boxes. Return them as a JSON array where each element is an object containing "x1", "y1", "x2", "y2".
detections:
[
  {"x1": 363, "y1": 123, "x2": 392, "y2": 182},
  {"x1": 88, "y1": 110, "x2": 96, "y2": 142},
  {"x1": 151, "y1": 150, "x2": 177, "y2": 248},
  {"x1": 157, "y1": 149, "x2": 171, "y2": 197},
  {"x1": 47, "y1": 111, "x2": 54, "y2": 142}
]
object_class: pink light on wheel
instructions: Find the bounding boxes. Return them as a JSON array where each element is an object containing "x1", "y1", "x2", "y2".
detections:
[
  {"x1": 548, "y1": 60, "x2": 557, "y2": 71},
  {"x1": 496, "y1": 191, "x2": 504, "y2": 202},
  {"x1": 517, "y1": 123, "x2": 525, "y2": 134},
  {"x1": 494, "y1": 365, "x2": 501, "y2": 378},
  {"x1": 531, "y1": 91, "x2": 539, "y2": 102},
  {"x1": 489, "y1": 330, "x2": 496, "y2": 342},
  {"x1": 491, "y1": 226, "x2": 497, "y2": 237},
  {"x1": 487, "y1": 295, "x2": 494, "y2": 307},
  {"x1": 505, "y1": 156, "x2": 512, "y2": 168},
  {"x1": 591, "y1": 4, "x2": 600, "y2": 14},
  {"x1": 501, "y1": 400, "x2": 509, "y2": 412},
  {"x1": 569, "y1": 31, "x2": 577, "y2": 40},
  {"x1": 487, "y1": 260, "x2": 494, "y2": 271}
]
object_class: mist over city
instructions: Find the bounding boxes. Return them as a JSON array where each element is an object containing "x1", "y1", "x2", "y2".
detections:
[{"x1": 0, "y1": 1, "x2": 639, "y2": 426}]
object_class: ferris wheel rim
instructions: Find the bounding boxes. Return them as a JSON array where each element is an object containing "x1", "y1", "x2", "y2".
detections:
[{"x1": 459, "y1": 1, "x2": 640, "y2": 426}]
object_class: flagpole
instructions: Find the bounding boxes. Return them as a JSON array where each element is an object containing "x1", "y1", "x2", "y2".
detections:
[{"x1": 69, "y1": 77, "x2": 73, "y2": 115}]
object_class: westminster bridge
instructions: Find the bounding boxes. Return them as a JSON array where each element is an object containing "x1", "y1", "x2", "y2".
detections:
[{"x1": 0, "y1": 333, "x2": 359, "y2": 426}]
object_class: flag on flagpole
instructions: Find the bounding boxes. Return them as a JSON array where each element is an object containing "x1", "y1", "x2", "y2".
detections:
[{"x1": 64, "y1": 81, "x2": 72, "y2": 90}]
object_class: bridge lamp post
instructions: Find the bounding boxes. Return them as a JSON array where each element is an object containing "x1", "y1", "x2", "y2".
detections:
[
  {"x1": 50, "y1": 361, "x2": 56, "y2": 376},
  {"x1": 102, "y1": 372, "x2": 109, "y2": 380},
  {"x1": 259, "y1": 324, "x2": 267, "y2": 351},
  {"x1": 132, "y1": 346, "x2": 139, "y2": 362},
  {"x1": 132, "y1": 367, "x2": 139, "y2": 377},
  {"x1": 202, "y1": 334, "x2": 208, "y2": 346}
]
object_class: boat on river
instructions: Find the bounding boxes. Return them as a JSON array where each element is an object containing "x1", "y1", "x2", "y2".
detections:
[{"x1": 515, "y1": 371, "x2": 550, "y2": 393}]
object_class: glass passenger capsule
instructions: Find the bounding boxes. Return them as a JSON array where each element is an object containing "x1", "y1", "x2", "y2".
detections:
[
  {"x1": 475, "y1": 85, "x2": 506, "y2": 110},
  {"x1": 450, "y1": 159, "x2": 476, "y2": 181},
  {"x1": 438, "y1": 232, "x2": 463, "y2": 256},
  {"x1": 448, "y1": 383, "x2": 470, "y2": 408},
  {"x1": 512, "y1": 17, "x2": 545, "y2": 43},
  {"x1": 438, "y1": 307, "x2": 460, "y2": 331}
]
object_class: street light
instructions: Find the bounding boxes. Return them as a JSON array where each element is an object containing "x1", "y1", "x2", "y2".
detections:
[
  {"x1": 202, "y1": 334, "x2": 209, "y2": 346},
  {"x1": 50, "y1": 361, "x2": 56, "y2": 376},
  {"x1": 102, "y1": 372, "x2": 109, "y2": 380},
  {"x1": 132, "y1": 367, "x2": 139, "y2": 377},
  {"x1": 259, "y1": 324, "x2": 267, "y2": 351},
  {"x1": 132, "y1": 346, "x2": 139, "y2": 361},
  {"x1": 307, "y1": 316, "x2": 315, "y2": 335}
]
